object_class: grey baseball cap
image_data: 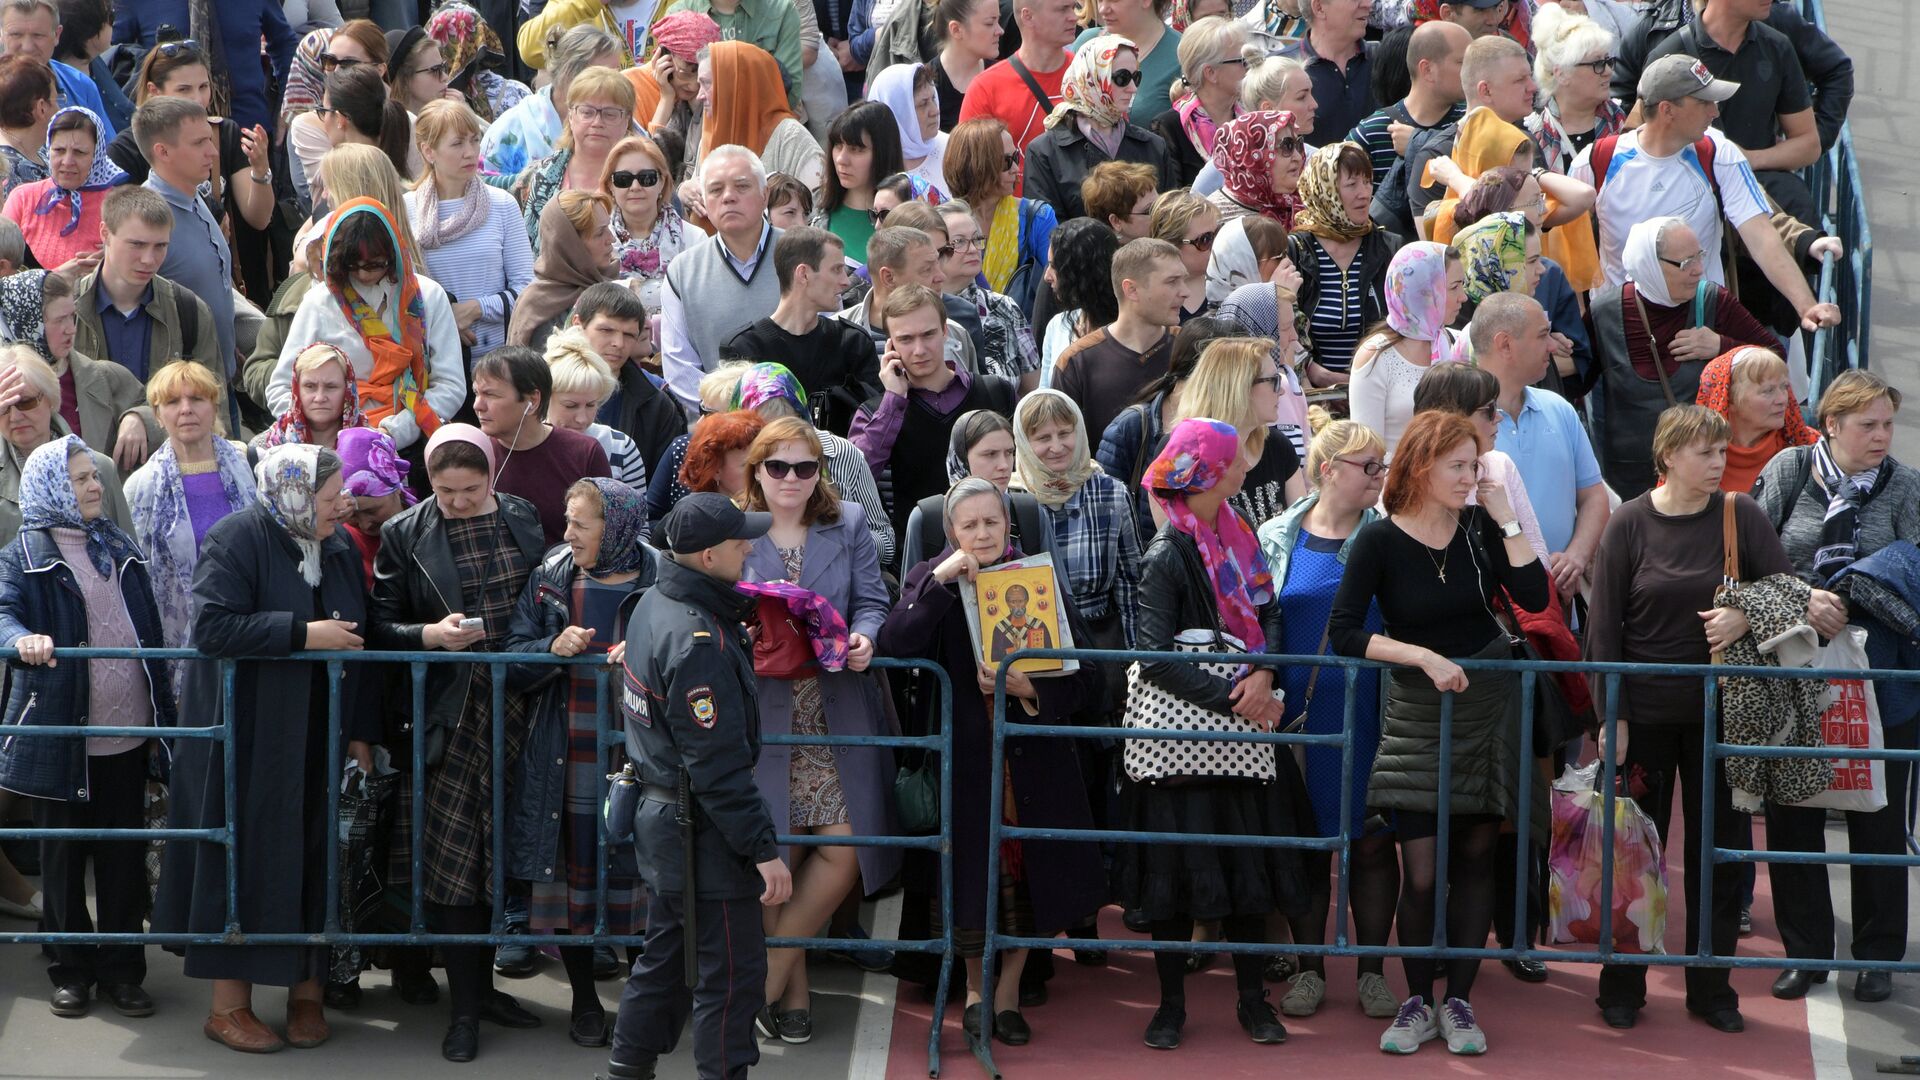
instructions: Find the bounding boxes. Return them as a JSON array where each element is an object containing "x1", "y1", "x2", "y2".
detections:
[{"x1": 1638, "y1": 54, "x2": 1740, "y2": 107}]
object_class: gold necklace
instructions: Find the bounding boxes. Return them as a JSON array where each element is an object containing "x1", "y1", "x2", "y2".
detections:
[{"x1": 1423, "y1": 537, "x2": 1450, "y2": 584}]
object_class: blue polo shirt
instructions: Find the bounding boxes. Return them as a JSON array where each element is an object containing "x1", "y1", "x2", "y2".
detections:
[
  {"x1": 145, "y1": 173, "x2": 234, "y2": 377},
  {"x1": 1493, "y1": 387, "x2": 1602, "y2": 555},
  {"x1": 95, "y1": 283, "x2": 155, "y2": 381},
  {"x1": 1285, "y1": 33, "x2": 1376, "y2": 151}
]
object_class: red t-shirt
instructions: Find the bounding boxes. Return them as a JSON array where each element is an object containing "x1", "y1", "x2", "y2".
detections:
[
  {"x1": 493, "y1": 425, "x2": 612, "y2": 545},
  {"x1": 958, "y1": 52, "x2": 1073, "y2": 151}
]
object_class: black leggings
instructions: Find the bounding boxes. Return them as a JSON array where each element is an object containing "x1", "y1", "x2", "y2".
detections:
[
  {"x1": 1393, "y1": 818, "x2": 1501, "y2": 1005},
  {"x1": 1151, "y1": 914, "x2": 1266, "y2": 1007},
  {"x1": 427, "y1": 902, "x2": 495, "y2": 1023},
  {"x1": 1286, "y1": 833, "x2": 1400, "y2": 977}
]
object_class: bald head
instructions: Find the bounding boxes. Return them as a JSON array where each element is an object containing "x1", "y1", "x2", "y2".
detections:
[{"x1": 1408, "y1": 19, "x2": 1470, "y2": 77}]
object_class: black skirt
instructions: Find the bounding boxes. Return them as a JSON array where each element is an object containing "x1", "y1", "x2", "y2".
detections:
[{"x1": 1111, "y1": 754, "x2": 1314, "y2": 923}]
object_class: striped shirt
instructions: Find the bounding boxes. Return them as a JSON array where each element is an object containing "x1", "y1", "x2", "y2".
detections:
[
  {"x1": 1348, "y1": 100, "x2": 1465, "y2": 187},
  {"x1": 1308, "y1": 242, "x2": 1369, "y2": 374},
  {"x1": 403, "y1": 186, "x2": 538, "y2": 356}
]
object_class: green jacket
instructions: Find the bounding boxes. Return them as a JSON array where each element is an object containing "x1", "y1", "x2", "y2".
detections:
[{"x1": 665, "y1": 0, "x2": 804, "y2": 112}]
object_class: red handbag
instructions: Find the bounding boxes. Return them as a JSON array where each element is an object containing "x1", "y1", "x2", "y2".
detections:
[{"x1": 751, "y1": 595, "x2": 819, "y2": 680}]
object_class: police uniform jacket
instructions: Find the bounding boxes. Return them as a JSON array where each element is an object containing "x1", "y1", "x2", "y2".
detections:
[{"x1": 621, "y1": 554, "x2": 778, "y2": 900}]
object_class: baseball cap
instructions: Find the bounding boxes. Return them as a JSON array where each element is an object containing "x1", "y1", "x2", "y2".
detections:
[
  {"x1": 1638, "y1": 54, "x2": 1740, "y2": 107},
  {"x1": 661, "y1": 492, "x2": 772, "y2": 554}
]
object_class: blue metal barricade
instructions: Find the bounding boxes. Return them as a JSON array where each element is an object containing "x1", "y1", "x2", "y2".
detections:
[
  {"x1": 970, "y1": 646, "x2": 1920, "y2": 1078},
  {"x1": 0, "y1": 648, "x2": 958, "y2": 1075}
]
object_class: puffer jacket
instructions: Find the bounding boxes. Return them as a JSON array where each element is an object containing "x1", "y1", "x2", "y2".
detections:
[
  {"x1": 501, "y1": 543, "x2": 658, "y2": 882},
  {"x1": 1715, "y1": 572, "x2": 1827, "y2": 812}
]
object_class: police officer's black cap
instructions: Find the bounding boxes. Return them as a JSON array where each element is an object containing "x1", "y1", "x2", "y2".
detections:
[{"x1": 661, "y1": 493, "x2": 772, "y2": 554}]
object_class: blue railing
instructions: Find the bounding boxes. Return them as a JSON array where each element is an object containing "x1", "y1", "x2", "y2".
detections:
[
  {"x1": 0, "y1": 648, "x2": 960, "y2": 1076},
  {"x1": 974, "y1": 647, "x2": 1920, "y2": 1078},
  {"x1": 1800, "y1": 0, "x2": 1873, "y2": 394}
]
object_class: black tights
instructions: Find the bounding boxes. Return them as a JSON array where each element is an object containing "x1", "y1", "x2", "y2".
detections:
[
  {"x1": 1395, "y1": 821, "x2": 1500, "y2": 1005},
  {"x1": 1151, "y1": 914, "x2": 1266, "y2": 1008},
  {"x1": 1286, "y1": 833, "x2": 1401, "y2": 977},
  {"x1": 428, "y1": 902, "x2": 495, "y2": 1023}
]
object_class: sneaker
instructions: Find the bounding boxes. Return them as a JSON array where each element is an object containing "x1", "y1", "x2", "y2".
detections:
[
  {"x1": 1142, "y1": 1004, "x2": 1185, "y2": 1050},
  {"x1": 774, "y1": 1009, "x2": 812, "y2": 1045},
  {"x1": 1280, "y1": 971, "x2": 1324, "y2": 1017},
  {"x1": 1379, "y1": 997, "x2": 1437, "y2": 1054},
  {"x1": 1738, "y1": 906, "x2": 1754, "y2": 936},
  {"x1": 753, "y1": 1005, "x2": 780, "y2": 1041},
  {"x1": 493, "y1": 924, "x2": 536, "y2": 977},
  {"x1": 1357, "y1": 972, "x2": 1399, "y2": 1019},
  {"x1": 1437, "y1": 997, "x2": 1487, "y2": 1055}
]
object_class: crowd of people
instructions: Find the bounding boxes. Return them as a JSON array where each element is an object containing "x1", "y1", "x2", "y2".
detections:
[{"x1": 0, "y1": 0, "x2": 1906, "y2": 1076}]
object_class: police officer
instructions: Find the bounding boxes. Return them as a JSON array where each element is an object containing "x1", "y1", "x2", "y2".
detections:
[{"x1": 607, "y1": 493, "x2": 794, "y2": 1080}]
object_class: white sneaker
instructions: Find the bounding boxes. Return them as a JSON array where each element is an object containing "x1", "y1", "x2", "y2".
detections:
[
  {"x1": 1379, "y1": 996, "x2": 1437, "y2": 1054},
  {"x1": 1438, "y1": 996, "x2": 1487, "y2": 1055},
  {"x1": 1356, "y1": 971, "x2": 1399, "y2": 1018}
]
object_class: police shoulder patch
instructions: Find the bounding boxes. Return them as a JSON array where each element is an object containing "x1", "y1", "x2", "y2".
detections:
[{"x1": 686, "y1": 685, "x2": 717, "y2": 728}]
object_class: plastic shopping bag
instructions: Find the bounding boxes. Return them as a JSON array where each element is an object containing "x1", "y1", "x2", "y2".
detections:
[
  {"x1": 1547, "y1": 762, "x2": 1669, "y2": 954},
  {"x1": 1788, "y1": 626, "x2": 1887, "y2": 813}
]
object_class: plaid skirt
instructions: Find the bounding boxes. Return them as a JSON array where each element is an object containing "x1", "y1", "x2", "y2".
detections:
[{"x1": 527, "y1": 660, "x2": 645, "y2": 935}]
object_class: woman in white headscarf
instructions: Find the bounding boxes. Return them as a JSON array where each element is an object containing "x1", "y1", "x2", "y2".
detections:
[
  {"x1": 869, "y1": 63, "x2": 951, "y2": 200},
  {"x1": 1589, "y1": 216, "x2": 1776, "y2": 498}
]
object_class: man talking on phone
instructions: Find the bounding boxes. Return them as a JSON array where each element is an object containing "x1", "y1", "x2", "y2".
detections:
[{"x1": 607, "y1": 492, "x2": 791, "y2": 1080}]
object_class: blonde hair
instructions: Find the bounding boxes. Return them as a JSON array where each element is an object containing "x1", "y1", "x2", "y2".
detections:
[
  {"x1": 1651, "y1": 404, "x2": 1731, "y2": 478},
  {"x1": 412, "y1": 98, "x2": 486, "y2": 190},
  {"x1": 1176, "y1": 338, "x2": 1277, "y2": 456},
  {"x1": 145, "y1": 359, "x2": 224, "y2": 409},
  {"x1": 1305, "y1": 418, "x2": 1384, "y2": 486},
  {"x1": 1728, "y1": 347, "x2": 1790, "y2": 392},
  {"x1": 1531, "y1": 3, "x2": 1616, "y2": 97},
  {"x1": 556, "y1": 66, "x2": 636, "y2": 152},
  {"x1": 1148, "y1": 188, "x2": 1217, "y2": 246},
  {"x1": 292, "y1": 344, "x2": 351, "y2": 385},
  {"x1": 1816, "y1": 368, "x2": 1903, "y2": 429},
  {"x1": 544, "y1": 326, "x2": 618, "y2": 399},
  {"x1": 1241, "y1": 53, "x2": 1305, "y2": 112},
  {"x1": 554, "y1": 188, "x2": 613, "y2": 236},
  {"x1": 0, "y1": 344, "x2": 57, "y2": 405},
  {"x1": 1170, "y1": 17, "x2": 1249, "y2": 101},
  {"x1": 319, "y1": 144, "x2": 421, "y2": 260},
  {"x1": 699, "y1": 360, "x2": 752, "y2": 412}
]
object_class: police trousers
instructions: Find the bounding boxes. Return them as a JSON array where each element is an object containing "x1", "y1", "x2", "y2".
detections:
[{"x1": 610, "y1": 889, "x2": 767, "y2": 1080}]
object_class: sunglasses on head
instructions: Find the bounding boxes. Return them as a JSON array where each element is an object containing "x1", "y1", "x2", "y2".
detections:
[
  {"x1": 610, "y1": 168, "x2": 662, "y2": 189},
  {"x1": 1179, "y1": 229, "x2": 1217, "y2": 253},
  {"x1": 154, "y1": 39, "x2": 203, "y2": 61},
  {"x1": 320, "y1": 52, "x2": 365, "y2": 70},
  {"x1": 1110, "y1": 68, "x2": 1140, "y2": 88},
  {"x1": 762, "y1": 459, "x2": 820, "y2": 480}
]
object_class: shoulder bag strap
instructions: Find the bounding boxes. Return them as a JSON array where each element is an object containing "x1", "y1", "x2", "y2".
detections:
[
  {"x1": 1628, "y1": 286, "x2": 1680, "y2": 407},
  {"x1": 1715, "y1": 494, "x2": 1740, "y2": 664},
  {"x1": 1009, "y1": 55, "x2": 1055, "y2": 114},
  {"x1": 1287, "y1": 618, "x2": 1336, "y2": 734}
]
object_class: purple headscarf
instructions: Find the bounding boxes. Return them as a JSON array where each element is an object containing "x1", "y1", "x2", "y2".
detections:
[{"x1": 337, "y1": 426, "x2": 417, "y2": 507}]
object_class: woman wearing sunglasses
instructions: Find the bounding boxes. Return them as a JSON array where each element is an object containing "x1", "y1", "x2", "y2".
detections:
[
  {"x1": 1171, "y1": 337, "x2": 1304, "y2": 529},
  {"x1": 516, "y1": 66, "x2": 635, "y2": 255},
  {"x1": 946, "y1": 117, "x2": 1058, "y2": 320},
  {"x1": 1205, "y1": 109, "x2": 1304, "y2": 228},
  {"x1": 1023, "y1": 35, "x2": 1175, "y2": 225},
  {"x1": 1147, "y1": 188, "x2": 1221, "y2": 324},
  {"x1": 288, "y1": 20, "x2": 392, "y2": 210},
  {"x1": 599, "y1": 133, "x2": 704, "y2": 314},
  {"x1": 737, "y1": 415, "x2": 897, "y2": 1046},
  {"x1": 403, "y1": 99, "x2": 536, "y2": 356},
  {"x1": 385, "y1": 27, "x2": 457, "y2": 116},
  {"x1": 1149, "y1": 15, "x2": 1247, "y2": 188}
]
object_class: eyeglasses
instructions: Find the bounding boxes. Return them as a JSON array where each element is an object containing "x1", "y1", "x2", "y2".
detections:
[
  {"x1": 1275, "y1": 135, "x2": 1304, "y2": 158},
  {"x1": 1179, "y1": 229, "x2": 1217, "y2": 252},
  {"x1": 570, "y1": 103, "x2": 629, "y2": 126},
  {"x1": 1251, "y1": 374, "x2": 1281, "y2": 391},
  {"x1": 761, "y1": 459, "x2": 821, "y2": 480},
  {"x1": 1659, "y1": 250, "x2": 1706, "y2": 271},
  {"x1": 320, "y1": 52, "x2": 365, "y2": 71},
  {"x1": 311, "y1": 105, "x2": 336, "y2": 117},
  {"x1": 1110, "y1": 68, "x2": 1140, "y2": 88},
  {"x1": 1215, "y1": 57, "x2": 1248, "y2": 68},
  {"x1": 1580, "y1": 55, "x2": 1619, "y2": 74},
  {"x1": 1001, "y1": 152, "x2": 1021, "y2": 171},
  {"x1": 347, "y1": 259, "x2": 392, "y2": 274},
  {"x1": 949, "y1": 236, "x2": 987, "y2": 252},
  {"x1": 1334, "y1": 457, "x2": 1386, "y2": 477},
  {"x1": 409, "y1": 62, "x2": 450, "y2": 80},
  {"x1": 610, "y1": 168, "x2": 662, "y2": 189}
]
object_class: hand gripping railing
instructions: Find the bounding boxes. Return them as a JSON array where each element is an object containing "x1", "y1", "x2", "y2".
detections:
[
  {"x1": 0, "y1": 648, "x2": 961, "y2": 1077},
  {"x1": 968, "y1": 647, "x2": 1920, "y2": 1078}
]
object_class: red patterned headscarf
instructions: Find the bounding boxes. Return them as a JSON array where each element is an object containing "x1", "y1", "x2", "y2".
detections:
[
  {"x1": 1695, "y1": 347, "x2": 1817, "y2": 447},
  {"x1": 1212, "y1": 110, "x2": 1305, "y2": 228}
]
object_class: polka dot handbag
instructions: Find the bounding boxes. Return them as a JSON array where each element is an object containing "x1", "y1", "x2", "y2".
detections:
[{"x1": 1122, "y1": 628, "x2": 1282, "y2": 784}]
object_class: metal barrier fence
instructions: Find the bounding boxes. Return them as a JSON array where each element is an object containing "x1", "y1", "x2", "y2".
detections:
[
  {"x1": 1800, "y1": 0, "x2": 1874, "y2": 392},
  {"x1": 0, "y1": 648, "x2": 961, "y2": 1076},
  {"x1": 976, "y1": 647, "x2": 1920, "y2": 1078}
]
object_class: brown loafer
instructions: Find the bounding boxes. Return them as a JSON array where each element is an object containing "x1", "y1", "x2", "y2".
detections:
[
  {"x1": 286, "y1": 999, "x2": 330, "y2": 1048},
  {"x1": 204, "y1": 1007, "x2": 285, "y2": 1054}
]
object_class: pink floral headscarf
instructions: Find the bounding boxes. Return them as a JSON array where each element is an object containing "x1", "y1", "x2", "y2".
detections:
[
  {"x1": 1043, "y1": 34, "x2": 1136, "y2": 132},
  {"x1": 1211, "y1": 110, "x2": 1304, "y2": 228},
  {"x1": 1142, "y1": 418, "x2": 1274, "y2": 653},
  {"x1": 1383, "y1": 242, "x2": 1461, "y2": 365}
]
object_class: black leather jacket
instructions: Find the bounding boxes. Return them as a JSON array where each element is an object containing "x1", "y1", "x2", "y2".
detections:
[
  {"x1": 1135, "y1": 525, "x2": 1285, "y2": 715},
  {"x1": 369, "y1": 492, "x2": 548, "y2": 748}
]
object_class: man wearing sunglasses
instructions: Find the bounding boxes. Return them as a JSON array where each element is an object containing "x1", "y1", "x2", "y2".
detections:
[
  {"x1": 108, "y1": 0, "x2": 298, "y2": 135},
  {"x1": 722, "y1": 227, "x2": 881, "y2": 437}
]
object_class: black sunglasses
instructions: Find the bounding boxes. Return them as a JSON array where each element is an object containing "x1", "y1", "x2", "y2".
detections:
[
  {"x1": 1179, "y1": 229, "x2": 1217, "y2": 253},
  {"x1": 321, "y1": 52, "x2": 366, "y2": 71},
  {"x1": 610, "y1": 168, "x2": 662, "y2": 189},
  {"x1": 867, "y1": 207, "x2": 890, "y2": 224},
  {"x1": 347, "y1": 259, "x2": 392, "y2": 274},
  {"x1": 1275, "y1": 135, "x2": 1304, "y2": 158},
  {"x1": 1251, "y1": 374, "x2": 1281, "y2": 391},
  {"x1": 409, "y1": 61, "x2": 450, "y2": 79},
  {"x1": 1001, "y1": 152, "x2": 1021, "y2": 171},
  {"x1": 154, "y1": 39, "x2": 204, "y2": 61},
  {"x1": 762, "y1": 459, "x2": 820, "y2": 480},
  {"x1": 1110, "y1": 68, "x2": 1140, "y2": 88}
]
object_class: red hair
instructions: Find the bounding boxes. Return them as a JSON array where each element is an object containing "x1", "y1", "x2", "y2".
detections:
[
  {"x1": 678, "y1": 410, "x2": 767, "y2": 493},
  {"x1": 1382, "y1": 411, "x2": 1480, "y2": 516}
]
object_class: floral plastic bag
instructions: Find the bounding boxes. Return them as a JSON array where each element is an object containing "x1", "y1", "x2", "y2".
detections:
[{"x1": 1547, "y1": 762, "x2": 1669, "y2": 954}]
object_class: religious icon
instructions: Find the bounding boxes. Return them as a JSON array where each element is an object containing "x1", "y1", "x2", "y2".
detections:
[{"x1": 960, "y1": 554, "x2": 1075, "y2": 675}]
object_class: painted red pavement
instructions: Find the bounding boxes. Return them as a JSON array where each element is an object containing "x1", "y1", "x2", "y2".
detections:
[{"x1": 885, "y1": 821, "x2": 1818, "y2": 1079}]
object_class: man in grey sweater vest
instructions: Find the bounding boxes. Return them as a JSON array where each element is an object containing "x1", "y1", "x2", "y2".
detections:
[{"x1": 660, "y1": 144, "x2": 785, "y2": 417}]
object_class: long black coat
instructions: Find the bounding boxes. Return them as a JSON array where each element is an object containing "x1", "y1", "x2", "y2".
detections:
[
  {"x1": 152, "y1": 503, "x2": 376, "y2": 985},
  {"x1": 878, "y1": 554, "x2": 1104, "y2": 934}
]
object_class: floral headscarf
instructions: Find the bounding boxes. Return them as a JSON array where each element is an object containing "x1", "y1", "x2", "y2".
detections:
[
  {"x1": 1383, "y1": 242, "x2": 1458, "y2": 365},
  {"x1": 1696, "y1": 348, "x2": 1817, "y2": 448},
  {"x1": 337, "y1": 426, "x2": 416, "y2": 507},
  {"x1": 1295, "y1": 142, "x2": 1372, "y2": 243},
  {"x1": 323, "y1": 198, "x2": 438, "y2": 439},
  {"x1": 1044, "y1": 34, "x2": 1136, "y2": 132},
  {"x1": 283, "y1": 28, "x2": 333, "y2": 125},
  {"x1": 19, "y1": 435, "x2": 139, "y2": 577},
  {"x1": 37, "y1": 107, "x2": 122, "y2": 237},
  {"x1": 1142, "y1": 418, "x2": 1274, "y2": 652},
  {"x1": 427, "y1": 2, "x2": 510, "y2": 122},
  {"x1": 1452, "y1": 211, "x2": 1529, "y2": 303},
  {"x1": 651, "y1": 10, "x2": 722, "y2": 59},
  {"x1": 580, "y1": 475, "x2": 649, "y2": 576},
  {"x1": 730, "y1": 362, "x2": 809, "y2": 415},
  {"x1": 259, "y1": 343, "x2": 372, "y2": 449},
  {"x1": 0, "y1": 270, "x2": 53, "y2": 362},
  {"x1": 1011, "y1": 389, "x2": 1098, "y2": 509},
  {"x1": 254, "y1": 444, "x2": 331, "y2": 587},
  {"x1": 1212, "y1": 110, "x2": 1304, "y2": 227}
]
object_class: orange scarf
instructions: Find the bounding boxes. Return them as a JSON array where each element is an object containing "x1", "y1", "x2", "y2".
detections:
[
  {"x1": 324, "y1": 197, "x2": 441, "y2": 441},
  {"x1": 698, "y1": 41, "x2": 796, "y2": 163}
]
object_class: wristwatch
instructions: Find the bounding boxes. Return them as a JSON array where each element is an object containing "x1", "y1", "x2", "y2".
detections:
[
  {"x1": 250, "y1": 169, "x2": 273, "y2": 185},
  {"x1": 1499, "y1": 519, "x2": 1523, "y2": 539}
]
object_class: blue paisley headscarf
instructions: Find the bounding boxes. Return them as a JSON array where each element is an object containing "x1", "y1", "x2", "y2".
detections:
[
  {"x1": 0, "y1": 270, "x2": 54, "y2": 362},
  {"x1": 20, "y1": 435, "x2": 139, "y2": 577},
  {"x1": 582, "y1": 476, "x2": 649, "y2": 576},
  {"x1": 254, "y1": 443, "x2": 329, "y2": 586},
  {"x1": 37, "y1": 107, "x2": 124, "y2": 237}
]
